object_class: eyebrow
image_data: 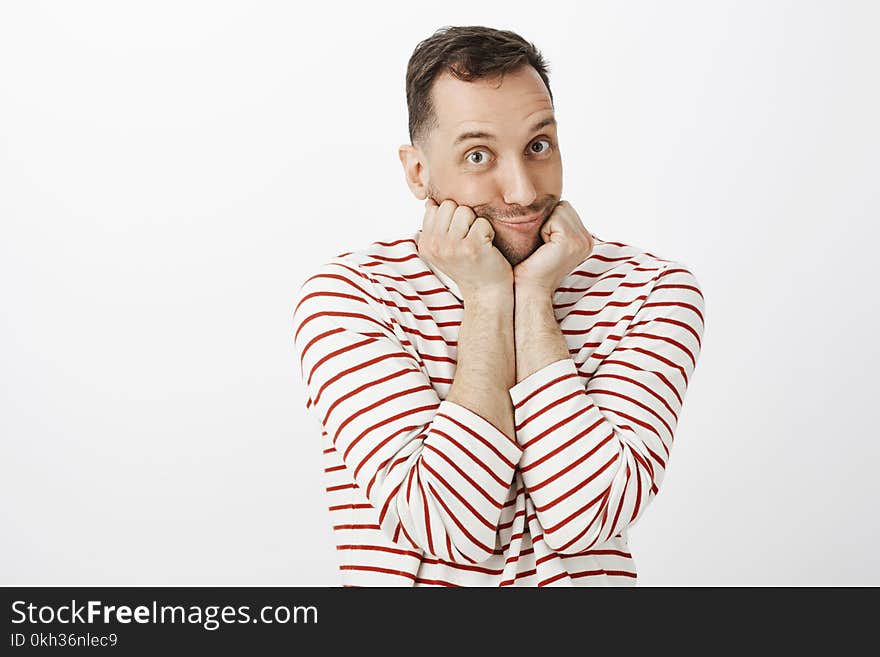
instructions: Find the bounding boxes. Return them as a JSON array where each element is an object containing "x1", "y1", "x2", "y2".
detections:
[{"x1": 453, "y1": 116, "x2": 557, "y2": 147}]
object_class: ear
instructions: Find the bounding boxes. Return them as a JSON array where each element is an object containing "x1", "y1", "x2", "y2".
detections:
[{"x1": 398, "y1": 144, "x2": 430, "y2": 201}]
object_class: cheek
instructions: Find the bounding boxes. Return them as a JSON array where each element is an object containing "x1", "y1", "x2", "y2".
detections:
[
  {"x1": 428, "y1": 170, "x2": 484, "y2": 204},
  {"x1": 545, "y1": 161, "x2": 563, "y2": 190},
  {"x1": 458, "y1": 180, "x2": 488, "y2": 205}
]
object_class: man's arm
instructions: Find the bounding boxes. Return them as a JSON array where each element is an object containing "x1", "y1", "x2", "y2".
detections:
[
  {"x1": 513, "y1": 283, "x2": 570, "y2": 384},
  {"x1": 420, "y1": 196, "x2": 517, "y2": 440},
  {"x1": 445, "y1": 288, "x2": 516, "y2": 440},
  {"x1": 510, "y1": 265, "x2": 705, "y2": 554},
  {"x1": 292, "y1": 259, "x2": 522, "y2": 565}
]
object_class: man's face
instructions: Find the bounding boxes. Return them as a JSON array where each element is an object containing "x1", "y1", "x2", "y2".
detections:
[{"x1": 411, "y1": 65, "x2": 562, "y2": 267}]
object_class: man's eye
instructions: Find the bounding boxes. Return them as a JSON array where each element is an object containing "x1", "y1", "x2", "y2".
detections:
[
  {"x1": 467, "y1": 150, "x2": 489, "y2": 165},
  {"x1": 530, "y1": 138, "x2": 552, "y2": 154}
]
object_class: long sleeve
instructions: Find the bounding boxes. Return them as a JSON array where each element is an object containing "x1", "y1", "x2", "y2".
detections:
[
  {"x1": 292, "y1": 259, "x2": 523, "y2": 564},
  {"x1": 509, "y1": 263, "x2": 705, "y2": 554}
]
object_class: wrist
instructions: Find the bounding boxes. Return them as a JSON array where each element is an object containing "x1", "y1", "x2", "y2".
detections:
[
  {"x1": 514, "y1": 280, "x2": 555, "y2": 301},
  {"x1": 462, "y1": 284, "x2": 514, "y2": 309}
]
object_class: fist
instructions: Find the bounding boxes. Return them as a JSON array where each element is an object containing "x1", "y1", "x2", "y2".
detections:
[
  {"x1": 417, "y1": 198, "x2": 513, "y2": 301},
  {"x1": 513, "y1": 200, "x2": 594, "y2": 294}
]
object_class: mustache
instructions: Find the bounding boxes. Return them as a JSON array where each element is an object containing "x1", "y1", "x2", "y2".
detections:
[{"x1": 479, "y1": 197, "x2": 558, "y2": 221}]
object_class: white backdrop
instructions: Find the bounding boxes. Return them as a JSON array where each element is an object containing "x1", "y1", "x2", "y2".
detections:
[{"x1": 2, "y1": 0, "x2": 878, "y2": 586}]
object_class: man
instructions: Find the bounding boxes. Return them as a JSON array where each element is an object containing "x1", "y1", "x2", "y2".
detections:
[{"x1": 291, "y1": 25, "x2": 705, "y2": 586}]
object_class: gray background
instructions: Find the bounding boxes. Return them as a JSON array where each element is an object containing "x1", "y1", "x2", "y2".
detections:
[{"x1": 2, "y1": 0, "x2": 877, "y2": 585}]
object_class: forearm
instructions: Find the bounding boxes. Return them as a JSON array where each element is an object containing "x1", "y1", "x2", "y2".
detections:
[
  {"x1": 445, "y1": 290, "x2": 516, "y2": 441},
  {"x1": 294, "y1": 265, "x2": 524, "y2": 563},
  {"x1": 506, "y1": 266, "x2": 705, "y2": 553},
  {"x1": 514, "y1": 285, "x2": 571, "y2": 383}
]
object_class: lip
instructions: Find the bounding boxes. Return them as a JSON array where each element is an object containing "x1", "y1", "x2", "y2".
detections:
[{"x1": 495, "y1": 213, "x2": 544, "y2": 229}]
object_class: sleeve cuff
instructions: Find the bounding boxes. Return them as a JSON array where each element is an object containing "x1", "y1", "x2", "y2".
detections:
[
  {"x1": 434, "y1": 399, "x2": 524, "y2": 466},
  {"x1": 509, "y1": 358, "x2": 580, "y2": 407}
]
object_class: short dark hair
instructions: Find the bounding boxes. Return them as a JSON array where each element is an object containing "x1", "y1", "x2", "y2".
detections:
[{"x1": 405, "y1": 25, "x2": 554, "y2": 148}]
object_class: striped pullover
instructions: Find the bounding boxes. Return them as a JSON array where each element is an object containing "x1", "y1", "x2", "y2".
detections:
[{"x1": 291, "y1": 229, "x2": 705, "y2": 586}]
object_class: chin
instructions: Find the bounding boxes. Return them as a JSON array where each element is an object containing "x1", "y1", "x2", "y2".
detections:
[{"x1": 494, "y1": 234, "x2": 543, "y2": 267}]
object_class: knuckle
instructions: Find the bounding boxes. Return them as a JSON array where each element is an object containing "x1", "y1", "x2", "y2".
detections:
[{"x1": 453, "y1": 205, "x2": 475, "y2": 220}]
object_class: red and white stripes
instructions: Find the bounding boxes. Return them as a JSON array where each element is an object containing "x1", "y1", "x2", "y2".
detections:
[
  {"x1": 292, "y1": 231, "x2": 705, "y2": 586},
  {"x1": 294, "y1": 270, "x2": 523, "y2": 564},
  {"x1": 510, "y1": 264, "x2": 703, "y2": 554}
]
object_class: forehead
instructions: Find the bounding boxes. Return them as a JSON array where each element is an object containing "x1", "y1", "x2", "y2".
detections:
[{"x1": 430, "y1": 65, "x2": 554, "y2": 136}]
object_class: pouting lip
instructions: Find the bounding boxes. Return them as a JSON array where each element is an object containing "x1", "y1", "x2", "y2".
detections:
[{"x1": 495, "y1": 212, "x2": 544, "y2": 226}]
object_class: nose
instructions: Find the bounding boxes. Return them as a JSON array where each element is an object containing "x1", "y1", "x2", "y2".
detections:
[{"x1": 498, "y1": 157, "x2": 537, "y2": 209}]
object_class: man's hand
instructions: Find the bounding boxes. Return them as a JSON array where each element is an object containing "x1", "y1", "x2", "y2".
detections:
[
  {"x1": 418, "y1": 197, "x2": 518, "y2": 440},
  {"x1": 417, "y1": 198, "x2": 513, "y2": 302},
  {"x1": 512, "y1": 200, "x2": 594, "y2": 295}
]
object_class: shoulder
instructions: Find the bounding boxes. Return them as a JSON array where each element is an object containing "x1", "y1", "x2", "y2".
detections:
[
  {"x1": 589, "y1": 234, "x2": 702, "y2": 287},
  {"x1": 292, "y1": 232, "x2": 422, "y2": 325},
  {"x1": 652, "y1": 261, "x2": 705, "y2": 334},
  {"x1": 587, "y1": 233, "x2": 677, "y2": 271},
  {"x1": 582, "y1": 234, "x2": 705, "y2": 324}
]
